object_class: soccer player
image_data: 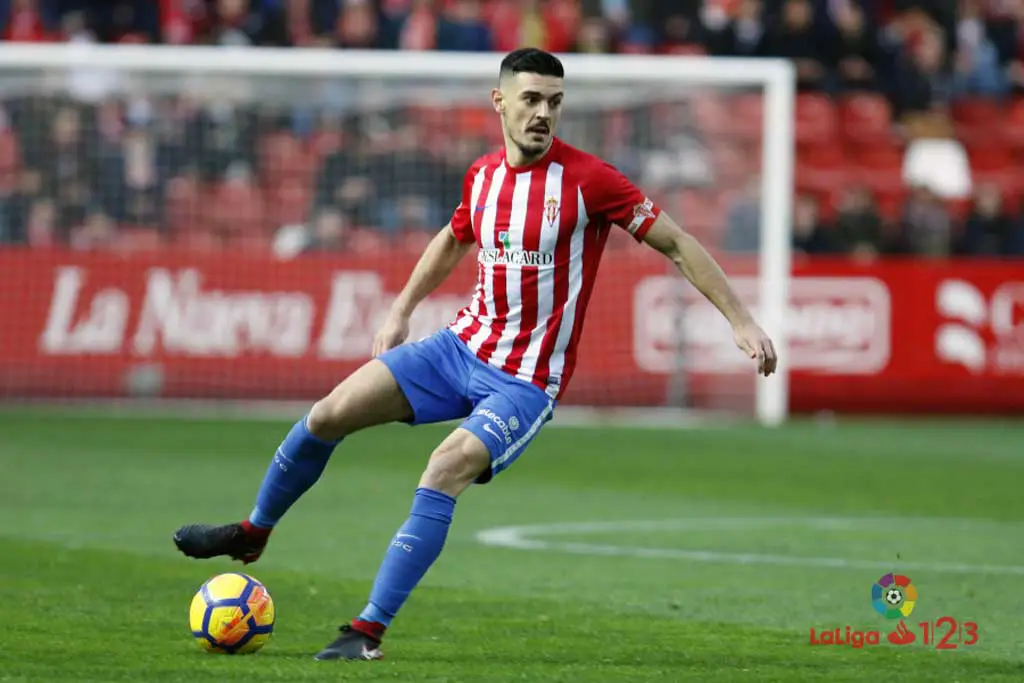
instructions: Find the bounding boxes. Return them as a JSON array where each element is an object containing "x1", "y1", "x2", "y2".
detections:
[{"x1": 173, "y1": 47, "x2": 777, "y2": 661}]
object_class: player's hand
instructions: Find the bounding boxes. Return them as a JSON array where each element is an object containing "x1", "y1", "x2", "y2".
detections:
[
  {"x1": 733, "y1": 321, "x2": 777, "y2": 377},
  {"x1": 373, "y1": 313, "x2": 410, "y2": 356}
]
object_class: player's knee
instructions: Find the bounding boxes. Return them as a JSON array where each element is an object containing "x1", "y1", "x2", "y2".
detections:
[
  {"x1": 420, "y1": 436, "x2": 490, "y2": 498},
  {"x1": 307, "y1": 388, "x2": 357, "y2": 441}
]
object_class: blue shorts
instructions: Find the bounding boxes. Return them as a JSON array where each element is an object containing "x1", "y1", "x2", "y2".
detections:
[{"x1": 377, "y1": 329, "x2": 556, "y2": 483}]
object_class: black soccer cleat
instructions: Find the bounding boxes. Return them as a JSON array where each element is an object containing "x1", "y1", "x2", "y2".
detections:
[
  {"x1": 314, "y1": 623, "x2": 385, "y2": 661},
  {"x1": 172, "y1": 522, "x2": 270, "y2": 564}
]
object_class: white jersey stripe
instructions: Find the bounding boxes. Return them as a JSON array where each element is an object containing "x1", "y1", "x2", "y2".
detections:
[
  {"x1": 467, "y1": 164, "x2": 506, "y2": 353},
  {"x1": 544, "y1": 186, "x2": 588, "y2": 385},
  {"x1": 516, "y1": 162, "x2": 563, "y2": 382},
  {"x1": 488, "y1": 170, "x2": 532, "y2": 368}
]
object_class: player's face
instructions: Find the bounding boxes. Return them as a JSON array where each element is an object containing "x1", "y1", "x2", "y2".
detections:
[{"x1": 494, "y1": 72, "x2": 563, "y2": 159}]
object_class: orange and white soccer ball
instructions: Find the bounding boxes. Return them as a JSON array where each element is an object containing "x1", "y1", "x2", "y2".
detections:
[{"x1": 189, "y1": 573, "x2": 275, "y2": 654}]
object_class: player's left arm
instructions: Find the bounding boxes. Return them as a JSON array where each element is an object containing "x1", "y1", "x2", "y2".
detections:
[
  {"x1": 589, "y1": 162, "x2": 776, "y2": 376},
  {"x1": 642, "y1": 213, "x2": 776, "y2": 376}
]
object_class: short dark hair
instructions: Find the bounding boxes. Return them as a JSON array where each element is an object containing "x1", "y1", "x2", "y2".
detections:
[{"x1": 499, "y1": 48, "x2": 564, "y2": 82}]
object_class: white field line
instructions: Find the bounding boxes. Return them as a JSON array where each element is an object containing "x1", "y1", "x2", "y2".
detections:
[{"x1": 474, "y1": 517, "x2": 1024, "y2": 576}]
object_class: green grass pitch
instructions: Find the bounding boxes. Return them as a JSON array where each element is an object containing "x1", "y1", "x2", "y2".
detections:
[{"x1": 2, "y1": 408, "x2": 1024, "y2": 681}]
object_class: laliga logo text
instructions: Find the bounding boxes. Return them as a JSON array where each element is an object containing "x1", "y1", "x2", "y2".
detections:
[{"x1": 809, "y1": 574, "x2": 980, "y2": 651}]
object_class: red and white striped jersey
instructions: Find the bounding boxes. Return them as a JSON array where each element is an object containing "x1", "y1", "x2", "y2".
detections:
[{"x1": 447, "y1": 137, "x2": 662, "y2": 400}]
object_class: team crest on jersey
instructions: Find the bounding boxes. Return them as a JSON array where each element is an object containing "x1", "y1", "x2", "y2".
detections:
[
  {"x1": 544, "y1": 196, "x2": 560, "y2": 227},
  {"x1": 627, "y1": 197, "x2": 656, "y2": 234},
  {"x1": 498, "y1": 230, "x2": 512, "y2": 252}
]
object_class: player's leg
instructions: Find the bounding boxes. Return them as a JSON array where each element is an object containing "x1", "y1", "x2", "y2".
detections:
[
  {"x1": 315, "y1": 369, "x2": 555, "y2": 661},
  {"x1": 174, "y1": 331, "x2": 472, "y2": 564}
]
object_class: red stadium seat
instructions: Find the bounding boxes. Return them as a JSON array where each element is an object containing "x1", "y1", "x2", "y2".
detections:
[
  {"x1": 852, "y1": 144, "x2": 903, "y2": 194},
  {"x1": 796, "y1": 142, "x2": 846, "y2": 192},
  {"x1": 115, "y1": 227, "x2": 163, "y2": 252},
  {"x1": 348, "y1": 228, "x2": 390, "y2": 255},
  {"x1": 210, "y1": 179, "x2": 266, "y2": 237},
  {"x1": 1004, "y1": 99, "x2": 1024, "y2": 151},
  {"x1": 693, "y1": 94, "x2": 732, "y2": 139},
  {"x1": 730, "y1": 93, "x2": 763, "y2": 143},
  {"x1": 164, "y1": 175, "x2": 205, "y2": 236},
  {"x1": 838, "y1": 94, "x2": 893, "y2": 146},
  {"x1": 0, "y1": 128, "x2": 20, "y2": 193},
  {"x1": 266, "y1": 179, "x2": 311, "y2": 229},
  {"x1": 953, "y1": 100, "x2": 1006, "y2": 149},
  {"x1": 794, "y1": 94, "x2": 837, "y2": 146},
  {"x1": 969, "y1": 145, "x2": 1013, "y2": 173}
]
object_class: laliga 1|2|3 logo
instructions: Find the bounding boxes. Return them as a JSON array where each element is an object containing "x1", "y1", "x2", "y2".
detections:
[{"x1": 809, "y1": 574, "x2": 980, "y2": 650}]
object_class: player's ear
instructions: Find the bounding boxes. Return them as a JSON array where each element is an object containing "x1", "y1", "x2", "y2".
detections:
[{"x1": 491, "y1": 88, "x2": 504, "y2": 114}]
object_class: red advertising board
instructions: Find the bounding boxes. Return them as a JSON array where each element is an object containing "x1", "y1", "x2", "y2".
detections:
[{"x1": 1, "y1": 247, "x2": 1022, "y2": 414}]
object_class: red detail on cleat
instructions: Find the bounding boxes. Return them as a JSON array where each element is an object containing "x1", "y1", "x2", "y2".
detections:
[
  {"x1": 350, "y1": 619, "x2": 386, "y2": 641},
  {"x1": 240, "y1": 520, "x2": 272, "y2": 538}
]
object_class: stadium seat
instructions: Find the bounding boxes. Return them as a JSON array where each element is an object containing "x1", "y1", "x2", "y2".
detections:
[
  {"x1": 266, "y1": 179, "x2": 312, "y2": 229},
  {"x1": 348, "y1": 228, "x2": 391, "y2": 254},
  {"x1": 954, "y1": 100, "x2": 1006, "y2": 149},
  {"x1": 164, "y1": 175, "x2": 205, "y2": 237},
  {"x1": 1004, "y1": 98, "x2": 1024, "y2": 150},
  {"x1": 730, "y1": 93, "x2": 763, "y2": 143},
  {"x1": 115, "y1": 227, "x2": 163, "y2": 252},
  {"x1": 852, "y1": 144, "x2": 903, "y2": 194},
  {"x1": 969, "y1": 144, "x2": 1013, "y2": 173},
  {"x1": 0, "y1": 128, "x2": 20, "y2": 193},
  {"x1": 796, "y1": 142, "x2": 846, "y2": 192},
  {"x1": 794, "y1": 94, "x2": 837, "y2": 146},
  {"x1": 692, "y1": 94, "x2": 732, "y2": 139},
  {"x1": 838, "y1": 93, "x2": 893, "y2": 146},
  {"x1": 210, "y1": 179, "x2": 266, "y2": 237}
]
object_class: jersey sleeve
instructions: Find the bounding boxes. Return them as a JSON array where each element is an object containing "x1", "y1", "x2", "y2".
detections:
[
  {"x1": 585, "y1": 162, "x2": 661, "y2": 242},
  {"x1": 448, "y1": 165, "x2": 478, "y2": 244}
]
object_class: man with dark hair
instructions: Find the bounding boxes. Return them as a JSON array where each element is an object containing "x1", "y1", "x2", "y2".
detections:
[{"x1": 172, "y1": 47, "x2": 776, "y2": 661}]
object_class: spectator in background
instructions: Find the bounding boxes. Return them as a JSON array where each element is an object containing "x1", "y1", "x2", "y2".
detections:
[
  {"x1": 575, "y1": 14, "x2": 612, "y2": 53},
  {"x1": 70, "y1": 208, "x2": 116, "y2": 250},
  {"x1": 2, "y1": 0, "x2": 57, "y2": 42},
  {"x1": 766, "y1": 0, "x2": 829, "y2": 91},
  {"x1": 897, "y1": 185, "x2": 954, "y2": 257},
  {"x1": 953, "y1": 0, "x2": 1010, "y2": 98},
  {"x1": 313, "y1": 117, "x2": 378, "y2": 227},
  {"x1": 39, "y1": 106, "x2": 96, "y2": 240},
  {"x1": 832, "y1": 186, "x2": 885, "y2": 259},
  {"x1": 372, "y1": 122, "x2": 444, "y2": 233},
  {"x1": 957, "y1": 183, "x2": 1020, "y2": 255},
  {"x1": 791, "y1": 193, "x2": 835, "y2": 254},
  {"x1": 436, "y1": 0, "x2": 492, "y2": 51},
  {"x1": 891, "y1": 25, "x2": 953, "y2": 120},
  {"x1": 306, "y1": 208, "x2": 350, "y2": 252},
  {"x1": 709, "y1": 0, "x2": 767, "y2": 58},
  {"x1": 722, "y1": 177, "x2": 761, "y2": 253},
  {"x1": 827, "y1": 0, "x2": 884, "y2": 92}
]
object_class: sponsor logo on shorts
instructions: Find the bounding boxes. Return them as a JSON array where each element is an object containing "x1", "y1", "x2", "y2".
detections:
[{"x1": 477, "y1": 408, "x2": 516, "y2": 445}]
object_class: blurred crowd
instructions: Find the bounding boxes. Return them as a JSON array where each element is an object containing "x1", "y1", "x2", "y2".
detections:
[{"x1": 0, "y1": 0, "x2": 1022, "y2": 258}]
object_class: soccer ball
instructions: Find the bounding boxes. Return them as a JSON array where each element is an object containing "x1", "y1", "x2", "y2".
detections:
[
  {"x1": 189, "y1": 573, "x2": 275, "y2": 654},
  {"x1": 885, "y1": 588, "x2": 903, "y2": 606}
]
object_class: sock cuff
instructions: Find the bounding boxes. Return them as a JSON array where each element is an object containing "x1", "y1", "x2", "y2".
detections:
[
  {"x1": 301, "y1": 414, "x2": 343, "y2": 446},
  {"x1": 412, "y1": 487, "x2": 456, "y2": 523}
]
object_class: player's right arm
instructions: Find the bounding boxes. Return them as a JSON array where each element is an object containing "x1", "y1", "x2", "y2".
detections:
[{"x1": 373, "y1": 223, "x2": 475, "y2": 356}]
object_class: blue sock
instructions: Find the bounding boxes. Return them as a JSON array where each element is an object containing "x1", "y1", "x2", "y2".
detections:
[
  {"x1": 248, "y1": 415, "x2": 339, "y2": 528},
  {"x1": 358, "y1": 487, "x2": 456, "y2": 627}
]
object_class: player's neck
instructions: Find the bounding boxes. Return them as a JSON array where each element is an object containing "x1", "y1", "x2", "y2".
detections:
[{"x1": 504, "y1": 139, "x2": 553, "y2": 169}]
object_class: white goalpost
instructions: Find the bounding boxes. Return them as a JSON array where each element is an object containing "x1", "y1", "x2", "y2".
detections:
[{"x1": 0, "y1": 45, "x2": 794, "y2": 426}]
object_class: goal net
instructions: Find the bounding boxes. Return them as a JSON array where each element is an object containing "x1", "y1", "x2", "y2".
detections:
[{"x1": 0, "y1": 45, "x2": 794, "y2": 425}]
